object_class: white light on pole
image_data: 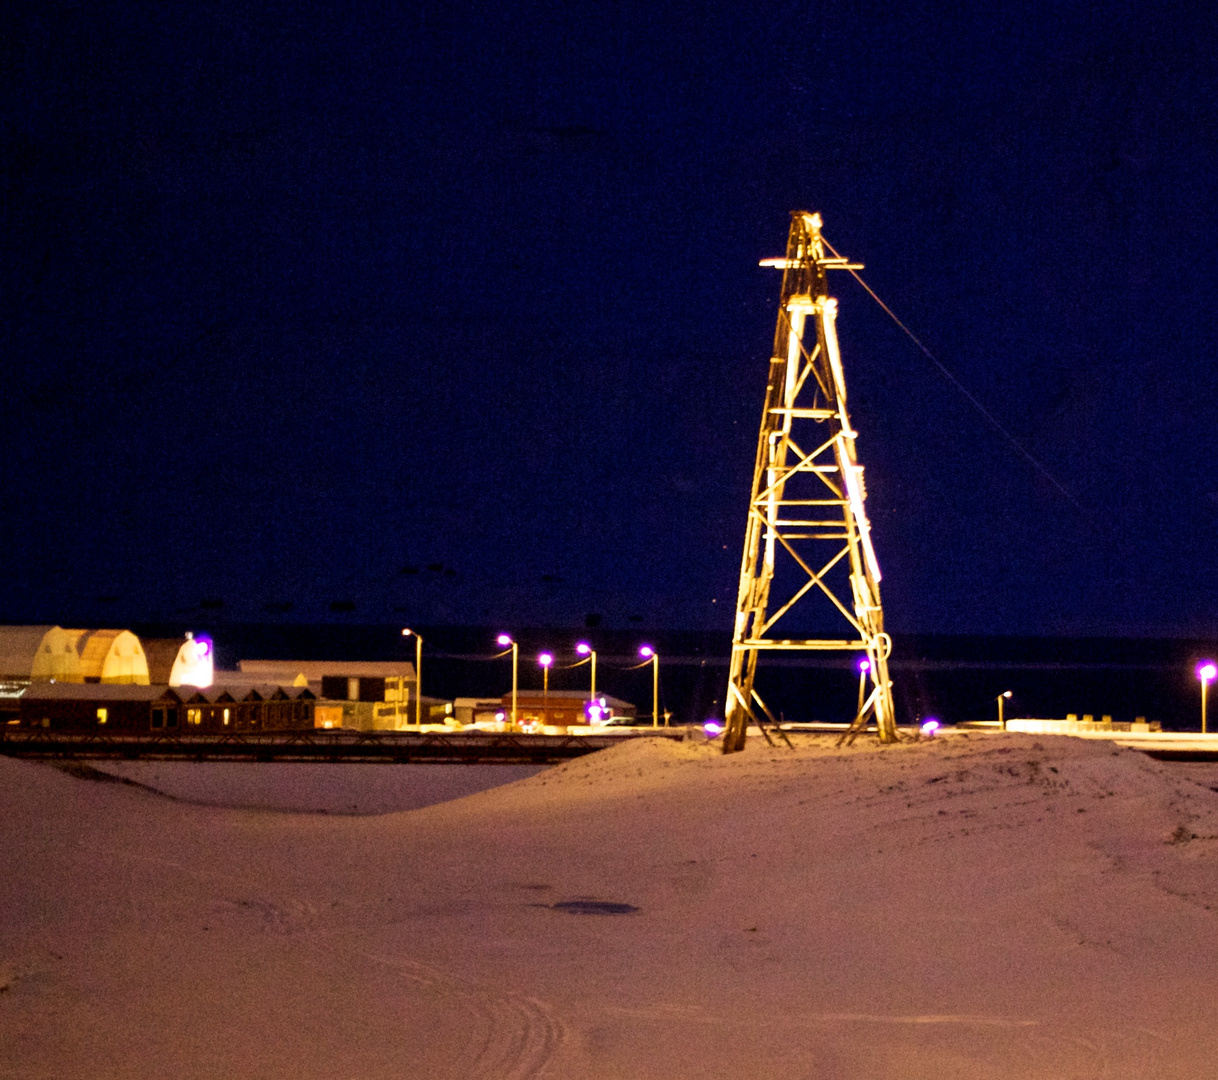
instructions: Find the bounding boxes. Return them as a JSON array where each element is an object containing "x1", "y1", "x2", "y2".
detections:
[
  {"x1": 997, "y1": 690, "x2": 1012, "y2": 731},
  {"x1": 402, "y1": 628, "x2": 423, "y2": 727}
]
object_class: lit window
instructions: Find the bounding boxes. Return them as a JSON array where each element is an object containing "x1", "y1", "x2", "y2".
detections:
[
  {"x1": 223, "y1": 708, "x2": 230, "y2": 725},
  {"x1": 97, "y1": 708, "x2": 108, "y2": 724}
]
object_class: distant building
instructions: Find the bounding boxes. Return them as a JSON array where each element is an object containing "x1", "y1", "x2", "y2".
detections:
[
  {"x1": 76, "y1": 630, "x2": 148, "y2": 684},
  {"x1": 452, "y1": 697, "x2": 506, "y2": 726},
  {"x1": 178, "y1": 686, "x2": 316, "y2": 732},
  {"x1": 17, "y1": 682, "x2": 317, "y2": 733},
  {"x1": 500, "y1": 690, "x2": 637, "y2": 728},
  {"x1": 19, "y1": 683, "x2": 183, "y2": 731},
  {"x1": 143, "y1": 633, "x2": 214, "y2": 687},
  {"x1": 0, "y1": 626, "x2": 63, "y2": 681},
  {"x1": 237, "y1": 659, "x2": 422, "y2": 731},
  {"x1": 0, "y1": 625, "x2": 150, "y2": 684}
]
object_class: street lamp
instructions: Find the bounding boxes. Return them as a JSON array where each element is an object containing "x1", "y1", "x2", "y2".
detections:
[
  {"x1": 640, "y1": 646, "x2": 660, "y2": 727},
  {"x1": 538, "y1": 652, "x2": 553, "y2": 724},
  {"x1": 575, "y1": 642, "x2": 597, "y2": 703},
  {"x1": 855, "y1": 657, "x2": 871, "y2": 722},
  {"x1": 497, "y1": 634, "x2": 518, "y2": 729},
  {"x1": 997, "y1": 690, "x2": 1012, "y2": 731},
  {"x1": 402, "y1": 628, "x2": 423, "y2": 727},
  {"x1": 1198, "y1": 662, "x2": 1216, "y2": 734}
]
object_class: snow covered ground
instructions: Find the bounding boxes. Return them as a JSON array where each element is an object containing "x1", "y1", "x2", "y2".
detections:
[
  {"x1": 86, "y1": 760, "x2": 546, "y2": 815},
  {"x1": 4, "y1": 731, "x2": 1218, "y2": 1078}
]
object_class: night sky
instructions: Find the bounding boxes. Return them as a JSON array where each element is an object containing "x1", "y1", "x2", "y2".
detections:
[{"x1": 4, "y1": 2, "x2": 1217, "y2": 638}]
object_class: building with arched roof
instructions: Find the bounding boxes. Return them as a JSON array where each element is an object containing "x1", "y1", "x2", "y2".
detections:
[
  {"x1": 0, "y1": 626, "x2": 150, "y2": 685},
  {"x1": 75, "y1": 630, "x2": 149, "y2": 684},
  {"x1": 0, "y1": 626, "x2": 62, "y2": 681}
]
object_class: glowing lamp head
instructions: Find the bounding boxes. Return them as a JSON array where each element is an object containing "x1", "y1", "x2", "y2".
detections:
[
  {"x1": 703, "y1": 720, "x2": 725, "y2": 737},
  {"x1": 1002, "y1": 690, "x2": 1012, "y2": 699},
  {"x1": 538, "y1": 652, "x2": 553, "y2": 668},
  {"x1": 921, "y1": 718, "x2": 941, "y2": 737},
  {"x1": 857, "y1": 657, "x2": 870, "y2": 674},
  {"x1": 1199, "y1": 662, "x2": 1217, "y2": 683},
  {"x1": 402, "y1": 628, "x2": 412, "y2": 637},
  {"x1": 587, "y1": 704, "x2": 603, "y2": 722},
  {"x1": 575, "y1": 642, "x2": 591, "y2": 656},
  {"x1": 639, "y1": 645, "x2": 655, "y2": 659},
  {"x1": 497, "y1": 634, "x2": 512, "y2": 647},
  {"x1": 194, "y1": 635, "x2": 212, "y2": 657},
  {"x1": 495, "y1": 711, "x2": 505, "y2": 722}
]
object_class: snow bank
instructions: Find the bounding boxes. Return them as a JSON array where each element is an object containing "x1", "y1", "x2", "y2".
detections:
[
  {"x1": 87, "y1": 760, "x2": 545, "y2": 814},
  {"x1": 4, "y1": 732, "x2": 1218, "y2": 1078}
]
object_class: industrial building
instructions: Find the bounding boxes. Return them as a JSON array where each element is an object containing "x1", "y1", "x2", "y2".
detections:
[
  {"x1": 0, "y1": 625, "x2": 150, "y2": 684},
  {"x1": 235, "y1": 659, "x2": 421, "y2": 731},
  {"x1": 502, "y1": 690, "x2": 637, "y2": 728}
]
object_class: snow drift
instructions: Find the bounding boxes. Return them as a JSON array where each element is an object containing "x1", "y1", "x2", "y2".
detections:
[{"x1": 3, "y1": 731, "x2": 1218, "y2": 1078}]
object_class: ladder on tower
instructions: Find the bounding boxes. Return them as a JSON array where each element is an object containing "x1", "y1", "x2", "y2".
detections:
[{"x1": 722, "y1": 212, "x2": 897, "y2": 752}]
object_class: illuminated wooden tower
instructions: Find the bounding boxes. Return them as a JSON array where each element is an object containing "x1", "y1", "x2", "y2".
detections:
[{"x1": 722, "y1": 212, "x2": 896, "y2": 752}]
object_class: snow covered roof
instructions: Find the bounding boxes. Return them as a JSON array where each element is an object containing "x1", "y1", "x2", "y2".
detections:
[{"x1": 20, "y1": 683, "x2": 181, "y2": 702}]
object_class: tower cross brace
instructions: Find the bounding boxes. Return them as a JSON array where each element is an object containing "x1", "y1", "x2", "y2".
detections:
[{"x1": 722, "y1": 212, "x2": 896, "y2": 752}]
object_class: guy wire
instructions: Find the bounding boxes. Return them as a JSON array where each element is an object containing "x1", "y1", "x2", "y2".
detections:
[{"x1": 820, "y1": 234, "x2": 1085, "y2": 515}]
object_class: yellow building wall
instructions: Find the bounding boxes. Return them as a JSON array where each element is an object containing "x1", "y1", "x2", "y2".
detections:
[
  {"x1": 28, "y1": 627, "x2": 87, "y2": 683},
  {"x1": 77, "y1": 630, "x2": 150, "y2": 685}
]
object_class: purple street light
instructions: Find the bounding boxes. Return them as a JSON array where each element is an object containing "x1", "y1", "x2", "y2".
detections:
[
  {"x1": 496, "y1": 635, "x2": 518, "y2": 729},
  {"x1": 1198, "y1": 661, "x2": 1217, "y2": 734},
  {"x1": 640, "y1": 646, "x2": 662, "y2": 726},
  {"x1": 538, "y1": 652, "x2": 553, "y2": 723},
  {"x1": 854, "y1": 656, "x2": 871, "y2": 725}
]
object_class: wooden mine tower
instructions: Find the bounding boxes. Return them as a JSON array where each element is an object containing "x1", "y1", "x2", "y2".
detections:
[{"x1": 722, "y1": 212, "x2": 896, "y2": 752}]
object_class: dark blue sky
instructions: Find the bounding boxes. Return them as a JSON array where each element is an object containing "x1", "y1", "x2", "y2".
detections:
[{"x1": 3, "y1": 1, "x2": 1217, "y2": 636}]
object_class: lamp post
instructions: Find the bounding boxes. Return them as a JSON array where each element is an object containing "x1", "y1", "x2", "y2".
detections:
[
  {"x1": 497, "y1": 634, "x2": 518, "y2": 729},
  {"x1": 575, "y1": 642, "x2": 597, "y2": 709},
  {"x1": 640, "y1": 646, "x2": 660, "y2": 727},
  {"x1": 402, "y1": 628, "x2": 423, "y2": 727},
  {"x1": 997, "y1": 690, "x2": 1012, "y2": 731},
  {"x1": 856, "y1": 657, "x2": 870, "y2": 722},
  {"x1": 1198, "y1": 662, "x2": 1216, "y2": 734},
  {"x1": 538, "y1": 652, "x2": 553, "y2": 725}
]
